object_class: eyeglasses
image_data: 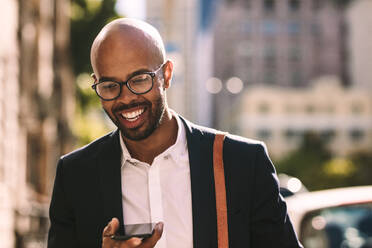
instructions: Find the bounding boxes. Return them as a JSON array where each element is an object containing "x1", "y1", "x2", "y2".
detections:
[{"x1": 92, "y1": 63, "x2": 165, "y2": 101}]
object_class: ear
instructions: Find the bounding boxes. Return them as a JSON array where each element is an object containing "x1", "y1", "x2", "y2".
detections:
[
  {"x1": 91, "y1": 73, "x2": 97, "y2": 83},
  {"x1": 162, "y1": 60, "x2": 173, "y2": 89}
]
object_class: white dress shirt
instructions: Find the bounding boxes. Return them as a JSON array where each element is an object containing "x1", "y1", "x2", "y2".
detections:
[{"x1": 120, "y1": 114, "x2": 193, "y2": 248}]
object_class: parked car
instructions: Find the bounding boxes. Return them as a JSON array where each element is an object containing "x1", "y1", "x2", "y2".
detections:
[{"x1": 286, "y1": 185, "x2": 372, "y2": 248}]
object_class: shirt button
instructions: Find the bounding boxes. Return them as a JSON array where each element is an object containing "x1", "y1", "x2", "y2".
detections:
[{"x1": 164, "y1": 155, "x2": 170, "y2": 160}]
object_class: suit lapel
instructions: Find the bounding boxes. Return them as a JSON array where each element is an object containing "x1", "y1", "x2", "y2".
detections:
[
  {"x1": 98, "y1": 130, "x2": 125, "y2": 234},
  {"x1": 181, "y1": 117, "x2": 218, "y2": 248}
]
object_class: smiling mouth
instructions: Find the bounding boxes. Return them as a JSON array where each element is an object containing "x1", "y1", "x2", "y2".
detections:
[{"x1": 120, "y1": 108, "x2": 145, "y2": 122}]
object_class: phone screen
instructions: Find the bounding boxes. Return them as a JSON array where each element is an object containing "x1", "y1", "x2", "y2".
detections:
[{"x1": 111, "y1": 223, "x2": 156, "y2": 241}]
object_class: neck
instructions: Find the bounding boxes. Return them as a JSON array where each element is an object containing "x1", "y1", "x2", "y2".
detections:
[{"x1": 122, "y1": 109, "x2": 178, "y2": 165}]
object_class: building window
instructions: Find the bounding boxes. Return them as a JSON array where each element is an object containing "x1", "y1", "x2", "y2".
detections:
[
  {"x1": 351, "y1": 102, "x2": 364, "y2": 115},
  {"x1": 285, "y1": 129, "x2": 296, "y2": 139},
  {"x1": 291, "y1": 70, "x2": 302, "y2": 86},
  {"x1": 321, "y1": 129, "x2": 336, "y2": 143},
  {"x1": 257, "y1": 129, "x2": 272, "y2": 140},
  {"x1": 237, "y1": 40, "x2": 253, "y2": 57},
  {"x1": 349, "y1": 129, "x2": 364, "y2": 142},
  {"x1": 305, "y1": 104, "x2": 315, "y2": 114},
  {"x1": 284, "y1": 129, "x2": 302, "y2": 141},
  {"x1": 258, "y1": 102, "x2": 270, "y2": 113},
  {"x1": 285, "y1": 104, "x2": 296, "y2": 113},
  {"x1": 288, "y1": 21, "x2": 301, "y2": 35},
  {"x1": 264, "y1": 44, "x2": 276, "y2": 67},
  {"x1": 313, "y1": 0, "x2": 323, "y2": 10},
  {"x1": 311, "y1": 22, "x2": 321, "y2": 37},
  {"x1": 289, "y1": 46, "x2": 301, "y2": 62},
  {"x1": 238, "y1": 68, "x2": 251, "y2": 85},
  {"x1": 264, "y1": 0, "x2": 275, "y2": 13},
  {"x1": 262, "y1": 20, "x2": 278, "y2": 35},
  {"x1": 239, "y1": 21, "x2": 253, "y2": 34},
  {"x1": 244, "y1": 0, "x2": 251, "y2": 9},
  {"x1": 326, "y1": 105, "x2": 335, "y2": 114},
  {"x1": 226, "y1": 0, "x2": 237, "y2": 5},
  {"x1": 264, "y1": 44, "x2": 276, "y2": 58},
  {"x1": 289, "y1": 0, "x2": 300, "y2": 12},
  {"x1": 264, "y1": 69, "x2": 276, "y2": 84}
]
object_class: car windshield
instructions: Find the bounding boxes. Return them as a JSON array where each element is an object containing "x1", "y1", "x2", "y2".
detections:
[{"x1": 300, "y1": 202, "x2": 372, "y2": 248}]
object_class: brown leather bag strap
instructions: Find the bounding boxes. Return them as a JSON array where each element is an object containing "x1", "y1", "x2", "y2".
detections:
[{"x1": 213, "y1": 132, "x2": 229, "y2": 248}]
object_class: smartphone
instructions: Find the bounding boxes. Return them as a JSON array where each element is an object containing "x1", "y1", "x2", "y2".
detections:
[{"x1": 111, "y1": 223, "x2": 156, "y2": 241}]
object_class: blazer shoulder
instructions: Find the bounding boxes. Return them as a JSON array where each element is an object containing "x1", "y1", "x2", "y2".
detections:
[
  {"x1": 180, "y1": 116, "x2": 217, "y2": 136},
  {"x1": 180, "y1": 115, "x2": 267, "y2": 152},
  {"x1": 223, "y1": 133, "x2": 270, "y2": 162},
  {"x1": 226, "y1": 133, "x2": 266, "y2": 149},
  {"x1": 60, "y1": 130, "x2": 118, "y2": 164}
]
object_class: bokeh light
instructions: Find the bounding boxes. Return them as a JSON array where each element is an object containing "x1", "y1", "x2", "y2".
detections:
[
  {"x1": 226, "y1": 77, "x2": 243, "y2": 94},
  {"x1": 311, "y1": 216, "x2": 326, "y2": 230},
  {"x1": 206, "y1": 77, "x2": 222, "y2": 94},
  {"x1": 287, "y1": 177, "x2": 302, "y2": 193}
]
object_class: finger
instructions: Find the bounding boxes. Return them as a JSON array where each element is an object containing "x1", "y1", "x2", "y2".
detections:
[
  {"x1": 139, "y1": 222, "x2": 164, "y2": 248},
  {"x1": 102, "y1": 218, "x2": 121, "y2": 248},
  {"x1": 118, "y1": 238, "x2": 142, "y2": 248}
]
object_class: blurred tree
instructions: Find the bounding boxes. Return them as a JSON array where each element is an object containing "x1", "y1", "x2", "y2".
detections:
[
  {"x1": 348, "y1": 151, "x2": 372, "y2": 185},
  {"x1": 19, "y1": 0, "x2": 75, "y2": 195},
  {"x1": 320, "y1": 151, "x2": 372, "y2": 188},
  {"x1": 15, "y1": 0, "x2": 74, "y2": 246},
  {"x1": 69, "y1": 0, "x2": 121, "y2": 146},
  {"x1": 71, "y1": 0, "x2": 119, "y2": 75},
  {"x1": 70, "y1": 0, "x2": 120, "y2": 111},
  {"x1": 276, "y1": 131, "x2": 372, "y2": 191},
  {"x1": 322, "y1": 157, "x2": 357, "y2": 188},
  {"x1": 275, "y1": 132, "x2": 333, "y2": 191}
]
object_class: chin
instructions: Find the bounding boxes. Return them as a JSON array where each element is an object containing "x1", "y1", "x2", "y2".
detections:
[{"x1": 119, "y1": 122, "x2": 157, "y2": 141}]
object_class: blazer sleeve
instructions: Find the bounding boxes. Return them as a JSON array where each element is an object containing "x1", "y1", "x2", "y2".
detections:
[
  {"x1": 48, "y1": 159, "x2": 79, "y2": 248},
  {"x1": 250, "y1": 144, "x2": 303, "y2": 248}
]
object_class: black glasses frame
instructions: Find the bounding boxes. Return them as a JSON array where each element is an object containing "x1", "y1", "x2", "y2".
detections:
[{"x1": 92, "y1": 63, "x2": 165, "y2": 101}]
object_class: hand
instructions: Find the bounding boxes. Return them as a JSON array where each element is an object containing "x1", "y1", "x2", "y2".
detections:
[{"x1": 102, "y1": 218, "x2": 164, "y2": 248}]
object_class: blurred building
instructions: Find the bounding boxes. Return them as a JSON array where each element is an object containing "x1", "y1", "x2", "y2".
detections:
[
  {"x1": 211, "y1": 0, "x2": 351, "y2": 130},
  {"x1": 213, "y1": 0, "x2": 346, "y2": 88},
  {"x1": 146, "y1": 0, "x2": 218, "y2": 126},
  {"x1": 347, "y1": 0, "x2": 372, "y2": 90},
  {"x1": 235, "y1": 76, "x2": 372, "y2": 159},
  {"x1": 0, "y1": 0, "x2": 74, "y2": 247},
  {"x1": 0, "y1": 1, "x2": 24, "y2": 247}
]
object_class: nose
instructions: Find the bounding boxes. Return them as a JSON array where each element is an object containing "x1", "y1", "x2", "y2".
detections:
[{"x1": 116, "y1": 83, "x2": 139, "y2": 103}]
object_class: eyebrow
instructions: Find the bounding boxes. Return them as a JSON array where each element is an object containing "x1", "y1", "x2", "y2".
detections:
[{"x1": 98, "y1": 68, "x2": 152, "y2": 83}]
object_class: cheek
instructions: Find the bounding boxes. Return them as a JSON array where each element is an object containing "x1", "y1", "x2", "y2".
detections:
[
  {"x1": 101, "y1": 101, "x2": 114, "y2": 115},
  {"x1": 151, "y1": 84, "x2": 165, "y2": 97}
]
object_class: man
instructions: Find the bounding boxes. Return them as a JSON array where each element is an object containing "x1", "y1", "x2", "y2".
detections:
[{"x1": 48, "y1": 18, "x2": 303, "y2": 248}]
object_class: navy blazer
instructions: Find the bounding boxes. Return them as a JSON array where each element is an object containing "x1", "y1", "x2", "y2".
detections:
[{"x1": 48, "y1": 117, "x2": 303, "y2": 248}]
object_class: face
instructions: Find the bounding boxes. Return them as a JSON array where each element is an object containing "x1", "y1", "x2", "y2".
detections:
[
  {"x1": 102, "y1": 74, "x2": 166, "y2": 141},
  {"x1": 92, "y1": 33, "x2": 172, "y2": 141}
]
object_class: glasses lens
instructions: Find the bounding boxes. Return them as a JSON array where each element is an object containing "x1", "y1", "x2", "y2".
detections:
[
  {"x1": 96, "y1": 81, "x2": 120, "y2": 100},
  {"x1": 128, "y1": 74, "x2": 153, "y2": 94}
]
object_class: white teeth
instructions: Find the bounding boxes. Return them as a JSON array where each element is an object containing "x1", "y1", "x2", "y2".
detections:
[{"x1": 121, "y1": 108, "x2": 144, "y2": 121}]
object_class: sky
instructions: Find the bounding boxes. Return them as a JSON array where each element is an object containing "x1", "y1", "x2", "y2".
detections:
[{"x1": 115, "y1": 0, "x2": 146, "y2": 20}]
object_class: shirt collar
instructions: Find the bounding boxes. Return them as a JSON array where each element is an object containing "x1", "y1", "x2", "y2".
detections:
[{"x1": 119, "y1": 110, "x2": 188, "y2": 167}]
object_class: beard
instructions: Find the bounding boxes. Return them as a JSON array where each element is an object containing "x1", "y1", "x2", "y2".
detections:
[{"x1": 104, "y1": 95, "x2": 165, "y2": 141}]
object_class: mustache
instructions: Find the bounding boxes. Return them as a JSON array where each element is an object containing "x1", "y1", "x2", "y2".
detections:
[{"x1": 112, "y1": 101, "x2": 151, "y2": 112}]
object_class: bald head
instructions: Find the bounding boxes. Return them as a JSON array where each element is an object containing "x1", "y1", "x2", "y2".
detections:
[{"x1": 90, "y1": 18, "x2": 166, "y2": 77}]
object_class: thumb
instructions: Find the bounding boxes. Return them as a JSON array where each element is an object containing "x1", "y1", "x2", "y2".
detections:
[
  {"x1": 102, "y1": 217, "x2": 120, "y2": 237},
  {"x1": 140, "y1": 222, "x2": 164, "y2": 247}
]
